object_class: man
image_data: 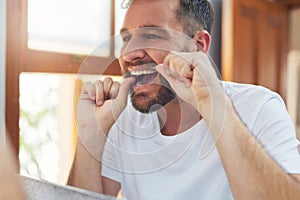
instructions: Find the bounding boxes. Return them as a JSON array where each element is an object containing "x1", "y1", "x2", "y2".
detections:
[{"x1": 68, "y1": 0, "x2": 300, "y2": 199}]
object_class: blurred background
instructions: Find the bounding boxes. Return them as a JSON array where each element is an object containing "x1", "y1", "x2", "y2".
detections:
[{"x1": 0, "y1": 0, "x2": 300, "y2": 186}]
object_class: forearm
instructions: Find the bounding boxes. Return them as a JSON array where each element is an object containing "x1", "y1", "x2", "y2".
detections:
[
  {"x1": 68, "y1": 139, "x2": 103, "y2": 193},
  {"x1": 67, "y1": 124, "x2": 108, "y2": 193},
  {"x1": 199, "y1": 96, "x2": 300, "y2": 199},
  {"x1": 69, "y1": 77, "x2": 132, "y2": 193}
]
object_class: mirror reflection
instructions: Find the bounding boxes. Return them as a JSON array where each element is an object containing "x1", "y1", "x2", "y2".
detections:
[{"x1": 2, "y1": 0, "x2": 300, "y2": 199}]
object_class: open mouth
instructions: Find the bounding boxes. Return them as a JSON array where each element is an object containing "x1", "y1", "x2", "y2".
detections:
[
  {"x1": 129, "y1": 63, "x2": 159, "y2": 86},
  {"x1": 132, "y1": 69, "x2": 158, "y2": 86}
]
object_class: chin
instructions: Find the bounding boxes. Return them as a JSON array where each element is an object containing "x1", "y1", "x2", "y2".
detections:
[
  {"x1": 130, "y1": 86, "x2": 176, "y2": 114},
  {"x1": 131, "y1": 94, "x2": 158, "y2": 113}
]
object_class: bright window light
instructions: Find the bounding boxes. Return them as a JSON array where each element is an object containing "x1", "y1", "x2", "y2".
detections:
[
  {"x1": 114, "y1": 0, "x2": 127, "y2": 57},
  {"x1": 27, "y1": 0, "x2": 111, "y2": 56}
]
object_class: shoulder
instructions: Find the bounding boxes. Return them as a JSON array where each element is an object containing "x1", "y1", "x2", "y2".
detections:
[
  {"x1": 222, "y1": 81, "x2": 287, "y2": 130},
  {"x1": 222, "y1": 81, "x2": 283, "y2": 105}
]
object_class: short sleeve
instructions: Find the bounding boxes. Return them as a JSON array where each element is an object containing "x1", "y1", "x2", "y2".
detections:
[{"x1": 253, "y1": 96, "x2": 300, "y2": 174}]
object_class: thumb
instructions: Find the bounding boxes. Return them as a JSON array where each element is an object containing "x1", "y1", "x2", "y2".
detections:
[{"x1": 116, "y1": 77, "x2": 135, "y2": 107}]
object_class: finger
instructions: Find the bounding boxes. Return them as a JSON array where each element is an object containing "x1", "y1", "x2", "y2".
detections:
[
  {"x1": 81, "y1": 81, "x2": 96, "y2": 100},
  {"x1": 163, "y1": 54, "x2": 192, "y2": 87},
  {"x1": 157, "y1": 63, "x2": 191, "y2": 88},
  {"x1": 110, "y1": 81, "x2": 121, "y2": 99},
  {"x1": 162, "y1": 54, "x2": 179, "y2": 79},
  {"x1": 103, "y1": 77, "x2": 113, "y2": 99},
  {"x1": 169, "y1": 62, "x2": 192, "y2": 81},
  {"x1": 174, "y1": 62, "x2": 193, "y2": 80},
  {"x1": 166, "y1": 52, "x2": 193, "y2": 80},
  {"x1": 170, "y1": 61, "x2": 193, "y2": 86},
  {"x1": 155, "y1": 64, "x2": 176, "y2": 86},
  {"x1": 116, "y1": 77, "x2": 135, "y2": 107},
  {"x1": 95, "y1": 80, "x2": 104, "y2": 106},
  {"x1": 168, "y1": 64, "x2": 181, "y2": 79}
]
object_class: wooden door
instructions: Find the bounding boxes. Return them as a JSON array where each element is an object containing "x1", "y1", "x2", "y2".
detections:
[{"x1": 222, "y1": 0, "x2": 290, "y2": 99}]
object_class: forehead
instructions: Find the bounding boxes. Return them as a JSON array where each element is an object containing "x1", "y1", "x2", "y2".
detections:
[{"x1": 122, "y1": 0, "x2": 183, "y2": 32}]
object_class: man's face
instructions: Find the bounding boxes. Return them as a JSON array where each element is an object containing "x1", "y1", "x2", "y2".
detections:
[{"x1": 119, "y1": 0, "x2": 194, "y2": 113}]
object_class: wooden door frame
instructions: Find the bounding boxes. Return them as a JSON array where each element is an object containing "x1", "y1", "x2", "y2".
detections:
[{"x1": 0, "y1": 0, "x2": 7, "y2": 140}]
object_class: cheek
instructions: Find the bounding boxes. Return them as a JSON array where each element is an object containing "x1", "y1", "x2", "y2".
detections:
[
  {"x1": 146, "y1": 49, "x2": 169, "y2": 64},
  {"x1": 118, "y1": 58, "x2": 126, "y2": 72}
]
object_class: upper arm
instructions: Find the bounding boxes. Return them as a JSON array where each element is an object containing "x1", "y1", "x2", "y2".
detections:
[
  {"x1": 102, "y1": 176, "x2": 121, "y2": 197},
  {"x1": 252, "y1": 97, "x2": 300, "y2": 173}
]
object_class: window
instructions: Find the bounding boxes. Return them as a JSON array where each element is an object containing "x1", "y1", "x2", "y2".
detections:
[{"x1": 6, "y1": 0, "x2": 126, "y2": 184}]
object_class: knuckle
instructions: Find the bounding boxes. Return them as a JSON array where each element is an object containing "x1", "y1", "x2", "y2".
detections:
[
  {"x1": 82, "y1": 81, "x2": 93, "y2": 93},
  {"x1": 82, "y1": 81, "x2": 92, "y2": 89},
  {"x1": 103, "y1": 78, "x2": 114, "y2": 91},
  {"x1": 95, "y1": 80, "x2": 103, "y2": 88},
  {"x1": 113, "y1": 81, "x2": 121, "y2": 87},
  {"x1": 112, "y1": 82, "x2": 121, "y2": 90},
  {"x1": 103, "y1": 77, "x2": 113, "y2": 84}
]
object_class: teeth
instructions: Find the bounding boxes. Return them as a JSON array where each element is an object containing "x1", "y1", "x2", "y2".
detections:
[{"x1": 131, "y1": 69, "x2": 156, "y2": 76}]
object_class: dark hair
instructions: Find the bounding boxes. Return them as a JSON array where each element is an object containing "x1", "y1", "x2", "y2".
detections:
[
  {"x1": 121, "y1": 0, "x2": 215, "y2": 36},
  {"x1": 176, "y1": 0, "x2": 214, "y2": 36}
]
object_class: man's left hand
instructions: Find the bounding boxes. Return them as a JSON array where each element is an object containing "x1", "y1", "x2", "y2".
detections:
[{"x1": 156, "y1": 51, "x2": 224, "y2": 114}]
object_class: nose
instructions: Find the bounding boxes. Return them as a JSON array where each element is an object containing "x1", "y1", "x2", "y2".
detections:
[
  {"x1": 120, "y1": 34, "x2": 147, "y2": 62},
  {"x1": 122, "y1": 49, "x2": 145, "y2": 62}
]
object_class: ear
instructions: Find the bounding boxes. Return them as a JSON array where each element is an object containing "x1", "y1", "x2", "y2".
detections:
[{"x1": 192, "y1": 30, "x2": 211, "y2": 53}]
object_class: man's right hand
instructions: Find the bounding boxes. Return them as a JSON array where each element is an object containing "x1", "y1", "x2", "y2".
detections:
[
  {"x1": 76, "y1": 77, "x2": 134, "y2": 159},
  {"x1": 68, "y1": 77, "x2": 134, "y2": 193}
]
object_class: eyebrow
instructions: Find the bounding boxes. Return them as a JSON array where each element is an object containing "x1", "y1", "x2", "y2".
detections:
[{"x1": 120, "y1": 25, "x2": 170, "y2": 35}]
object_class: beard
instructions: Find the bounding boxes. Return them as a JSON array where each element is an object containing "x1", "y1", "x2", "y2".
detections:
[
  {"x1": 130, "y1": 75, "x2": 175, "y2": 113},
  {"x1": 124, "y1": 42, "x2": 195, "y2": 113}
]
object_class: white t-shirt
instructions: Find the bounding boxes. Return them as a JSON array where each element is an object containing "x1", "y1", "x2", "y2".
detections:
[{"x1": 101, "y1": 82, "x2": 300, "y2": 200}]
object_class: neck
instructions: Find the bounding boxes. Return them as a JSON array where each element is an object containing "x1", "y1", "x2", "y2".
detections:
[{"x1": 158, "y1": 98, "x2": 202, "y2": 136}]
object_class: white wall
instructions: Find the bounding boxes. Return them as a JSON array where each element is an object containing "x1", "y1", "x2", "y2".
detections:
[
  {"x1": 289, "y1": 8, "x2": 300, "y2": 51},
  {"x1": 0, "y1": 0, "x2": 6, "y2": 139},
  {"x1": 288, "y1": 8, "x2": 300, "y2": 139}
]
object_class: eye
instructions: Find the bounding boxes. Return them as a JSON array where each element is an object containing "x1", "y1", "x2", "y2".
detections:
[
  {"x1": 122, "y1": 35, "x2": 131, "y2": 42},
  {"x1": 144, "y1": 34, "x2": 161, "y2": 40}
]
